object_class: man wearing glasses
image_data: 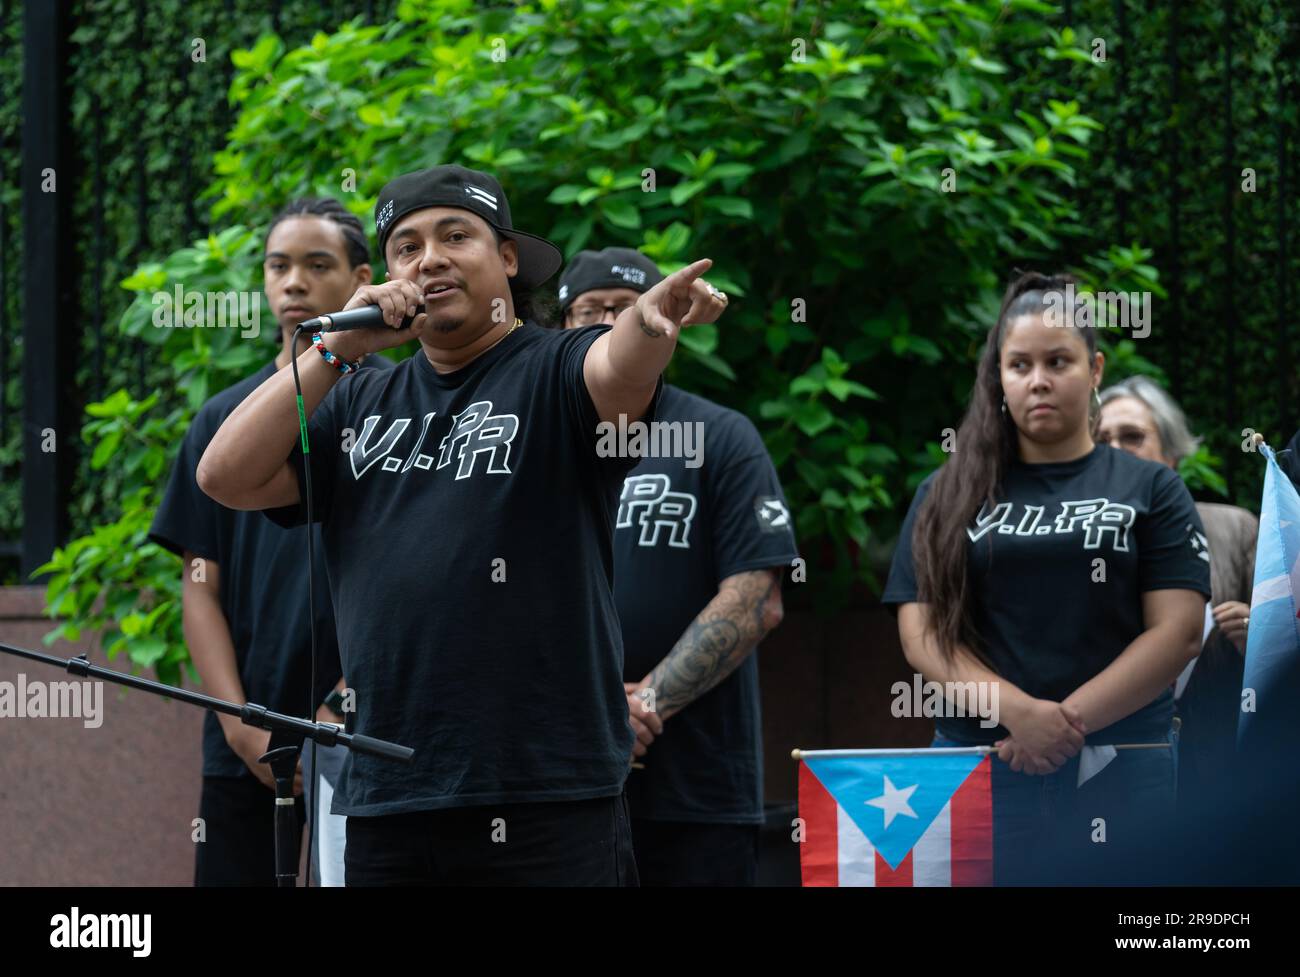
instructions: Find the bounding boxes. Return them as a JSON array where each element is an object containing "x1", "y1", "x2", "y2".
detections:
[{"x1": 558, "y1": 247, "x2": 798, "y2": 885}]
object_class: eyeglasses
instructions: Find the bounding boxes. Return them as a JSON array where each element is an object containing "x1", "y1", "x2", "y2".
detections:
[
  {"x1": 1098, "y1": 428, "x2": 1149, "y2": 450},
  {"x1": 568, "y1": 303, "x2": 635, "y2": 326}
]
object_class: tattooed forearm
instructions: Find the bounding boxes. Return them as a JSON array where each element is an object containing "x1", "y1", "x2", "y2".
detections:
[
  {"x1": 647, "y1": 618, "x2": 741, "y2": 715},
  {"x1": 643, "y1": 569, "x2": 783, "y2": 720}
]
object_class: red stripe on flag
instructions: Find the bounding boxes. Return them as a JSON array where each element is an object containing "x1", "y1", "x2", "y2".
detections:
[
  {"x1": 875, "y1": 849, "x2": 913, "y2": 886},
  {"x1": 798, "y1": 762, "x2": 839, "y2": 887},
  {"x1": 949, "y1": 755, "x2": 994, "y2": 886}
]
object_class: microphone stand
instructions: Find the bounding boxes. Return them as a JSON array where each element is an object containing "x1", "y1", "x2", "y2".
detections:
[{"x1": 0, "y1": 640, "x2": 414, "y2": 887}]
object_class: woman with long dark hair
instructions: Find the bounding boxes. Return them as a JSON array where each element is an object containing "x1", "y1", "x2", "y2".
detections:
[{"x1": 882, "y1": 271, "x2": 1210, "y2": 884}]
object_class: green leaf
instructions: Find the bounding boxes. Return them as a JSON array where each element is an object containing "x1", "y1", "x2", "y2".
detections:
[
  {"x1": 131, "y1": 637, "x2": 168, "y2": 667},
  {"x1": 91, "y1": 430, "x2": 123, "y2": 470},
  {"x1": 703, "y1": 197, "x2": 753, "y2": 218},
  {"x1": 688, "y1": 351, "x2": 737, "y2": 381},
  {"x1": 836, "y1": 465, "x2": 870, "y2": 490},
  {"x1": 707, "y1": 163, "x2": 755, "y2": 182},
  {"x1": 669, "y1": 180, "x2": 709, "y2": 206},
  {"x1": 820, "y1": 488, "x2": 847, "y2": 509},
  {"x1": 795, "y1": 402, "x2": 835, "y2": 438},
  {"x1": 677, "y1": 324, "x2": 719, "y2": 356},
  {"x1": 85, "y1": 390, "x2": 132, "y2": 419},
  {"x1": 826, "y1": 378, "x2": 854, "y2": 401},
  {"x1": 776, "y1": 130, "x2": 812, "y2": 165},
  {"x1": 547, "y1": 185, "x2": 584, "y2": 205},
  {"x1": 969, "y1": 55, "x2": 1007, "y2": 74},
  {"x1": 601, "y1": 197, "x2": 642, "y2": 230}
]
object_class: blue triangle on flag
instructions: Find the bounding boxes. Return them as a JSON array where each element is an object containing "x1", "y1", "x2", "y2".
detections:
[{"x1": 805, "y1": 753, "x2": 984, "y2": 870}]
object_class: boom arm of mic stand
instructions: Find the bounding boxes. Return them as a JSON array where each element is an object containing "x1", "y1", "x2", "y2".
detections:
[{"x1": 0, "y1": 641, "x2": 415, "y2": 763}]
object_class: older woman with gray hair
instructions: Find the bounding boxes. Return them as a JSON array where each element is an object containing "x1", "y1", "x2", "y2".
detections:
[
  {"x1": 1098, "y1": 376, "x2": 1257, "y2": 651},
  {"x1": 1098, "y1": 375, "x2": 1257, "y2": 875}
]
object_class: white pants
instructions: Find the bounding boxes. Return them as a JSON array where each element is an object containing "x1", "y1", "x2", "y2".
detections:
[{"x1": 302, "y1": 740, "x2": 348, "y2": 886}]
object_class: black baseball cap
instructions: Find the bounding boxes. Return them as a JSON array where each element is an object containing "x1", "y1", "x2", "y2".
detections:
[
  {"x1": 557, "y1": 247, "x2": 665, "y2": 314},
  {"x1": 373, "y1": 164, "x2": 563, "y2": 289}
]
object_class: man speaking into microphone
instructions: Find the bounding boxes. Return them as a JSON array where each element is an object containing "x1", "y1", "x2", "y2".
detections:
[{"x1": 196, "y1": 164, "x2": 725, "y2": 885}]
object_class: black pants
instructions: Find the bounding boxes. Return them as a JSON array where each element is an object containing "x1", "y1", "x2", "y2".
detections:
[
  {"x1": 194, "y1": 775, "x2": 306, "y2": 886},
  {"x1": 631, "y1": 818, "x2": 760, "y2": 886},
  {"x1": 344, "y1": 793, "x2": 638, "y2": 886}
]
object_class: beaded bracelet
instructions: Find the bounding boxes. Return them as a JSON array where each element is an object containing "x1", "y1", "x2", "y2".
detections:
[{"x1": 311, "y1": 331, "x2": 360, "y2": 375}]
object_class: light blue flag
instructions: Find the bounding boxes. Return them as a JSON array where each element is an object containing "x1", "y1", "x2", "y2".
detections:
[{"x1": 1238, "y1": 444, "x2": 1300, "y2": 750}]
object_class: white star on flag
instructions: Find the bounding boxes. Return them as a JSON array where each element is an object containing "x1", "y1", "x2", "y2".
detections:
[{"x1": 866, "y1": 775, "x2": 919, "y2": 829}]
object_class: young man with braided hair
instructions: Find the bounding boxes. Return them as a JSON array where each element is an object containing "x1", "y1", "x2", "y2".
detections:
[{"x1": 151, "y1": 197, "x2": 391, "y2": 885}]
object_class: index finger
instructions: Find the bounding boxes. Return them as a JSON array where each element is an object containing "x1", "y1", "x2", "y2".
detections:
[
  {"x1": 667, "y1": 258, "x2": 713, "y2": 289},
  {"x1": 630, "y1": 692, "x2": 663, "y2": 730},
  {"x1": 640, "y1": 709, "x2": 664, "y2": 735},
  {"x1": 389, "y1": 277, "x2": 423, "y2": 302},
  {"x1": 342, "y1": 284, "x2": 381, "y2": 312}
]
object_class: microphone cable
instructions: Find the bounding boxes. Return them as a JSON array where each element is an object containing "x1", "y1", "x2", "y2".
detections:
[{"x1": 290, "y1": 322, "x2": 321, "y2": 888}]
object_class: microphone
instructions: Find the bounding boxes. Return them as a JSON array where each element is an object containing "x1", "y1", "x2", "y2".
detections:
[{"x1": 299, "y1": 303, "x2": 426, "y2": 332}]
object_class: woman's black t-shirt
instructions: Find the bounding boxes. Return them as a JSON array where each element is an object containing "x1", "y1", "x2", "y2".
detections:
[{"x1": 883, "y1": 444, "x2": 1212, "y2": 744}]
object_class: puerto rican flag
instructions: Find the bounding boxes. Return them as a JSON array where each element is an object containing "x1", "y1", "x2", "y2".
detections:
[{"x1": 798, "y1": 748, "x2": 993, "y2": 886}]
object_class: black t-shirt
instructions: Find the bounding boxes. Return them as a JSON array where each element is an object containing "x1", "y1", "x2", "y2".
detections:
[
  {"x1": 263, "y1": 322, "x2": 657, "y2": 816},
  {"x1": 149, "y1": 357, "x2": 388, "y2": 777},
  {"x1": 883, "y1": 444, "x2": 1211, "y2": 744},
  {"x1": 615, "y1": 385, "x2": 799, "y2": 825}
]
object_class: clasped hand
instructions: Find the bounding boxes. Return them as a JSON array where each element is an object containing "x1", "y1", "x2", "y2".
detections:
[{"x1": 994, "y1": 699, "x2": 1088, "y2": 776}]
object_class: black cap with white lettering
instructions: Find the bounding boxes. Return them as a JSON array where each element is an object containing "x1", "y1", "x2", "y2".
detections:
[
  {"x1": 374, "y1": 164, "x2": 563, "y2": 288},
  {"x1": 557, "y1": 247, "x2": 665, "y2": 313}
]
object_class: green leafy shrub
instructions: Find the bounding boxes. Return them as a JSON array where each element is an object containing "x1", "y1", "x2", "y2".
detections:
[{"x1": 41, "y1": 0, "x2": 1200, "y2": 674}]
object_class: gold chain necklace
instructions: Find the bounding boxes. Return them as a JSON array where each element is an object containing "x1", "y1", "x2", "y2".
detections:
[{"x1": 481, "y1": 316, "x2": 524, "y2": 355}]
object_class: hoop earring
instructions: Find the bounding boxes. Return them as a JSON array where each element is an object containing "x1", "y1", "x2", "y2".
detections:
[
  {"x1": 1092, "y1": 387, "x2": 1101, "y2": 412},
  {"x1": 1001, "y1": 396, "x2": 1008, "y2": 417}
]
